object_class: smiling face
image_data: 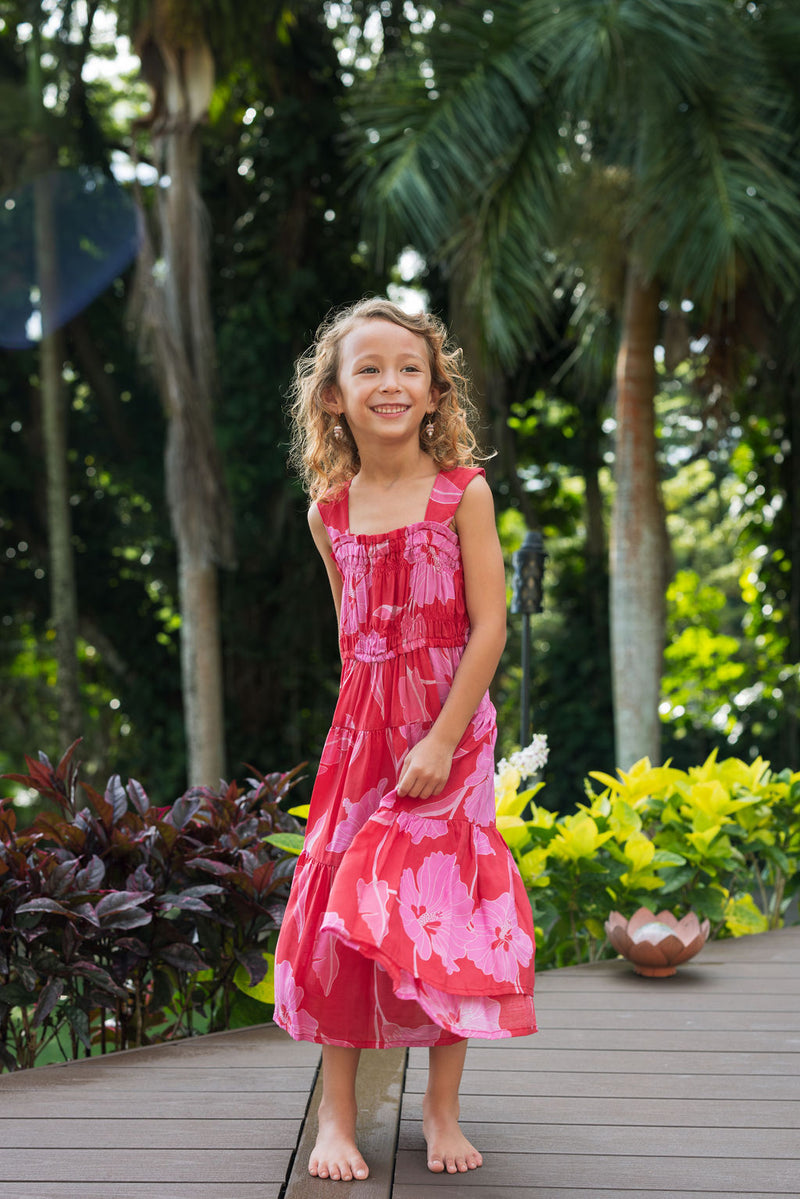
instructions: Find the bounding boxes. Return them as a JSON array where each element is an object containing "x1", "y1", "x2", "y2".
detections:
[{"x1": 327, "y1": 318, "x2": 438, "y2": 447}]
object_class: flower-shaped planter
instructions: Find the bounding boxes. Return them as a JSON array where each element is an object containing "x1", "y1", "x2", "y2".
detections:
[{"x1": 605, "y1": 907, "x2": 710, "y2": 977}]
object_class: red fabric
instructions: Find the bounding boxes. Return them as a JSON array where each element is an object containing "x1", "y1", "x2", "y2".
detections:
[{"x1": 273, "y1": 467, "x2": 537, "y2": 1047}]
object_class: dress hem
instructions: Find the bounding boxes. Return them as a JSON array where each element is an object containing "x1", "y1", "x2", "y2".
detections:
[{"x1": 273, "y1": 1014, "x2": 538, "y2": 1049}]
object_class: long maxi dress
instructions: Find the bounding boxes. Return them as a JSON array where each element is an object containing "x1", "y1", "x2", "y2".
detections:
[{"x1": 273, "y1": 466, "x2": 537, "y2": 1048}]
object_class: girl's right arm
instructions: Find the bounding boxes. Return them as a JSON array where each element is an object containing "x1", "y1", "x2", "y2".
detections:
[{"x1": 309, "y1": 502, "x2": 343, "y2": 626}]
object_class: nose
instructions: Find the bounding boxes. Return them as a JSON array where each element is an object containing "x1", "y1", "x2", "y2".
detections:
[{"x1": 380, "y1": 370, "x2": 400, "y2": 392}]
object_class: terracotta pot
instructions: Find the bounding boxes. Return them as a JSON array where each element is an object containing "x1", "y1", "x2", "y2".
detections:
[{"x1": 605, "y1": 907, "x2": 710, "y2": 977}]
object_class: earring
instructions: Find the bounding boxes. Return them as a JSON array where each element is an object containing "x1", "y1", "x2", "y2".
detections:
[
  {"x1": 425, "y1": 419, "x2": 435, "y2": 439},
  {"x1": 333, "y1": 422, "x2": 343, "y2": 440}
]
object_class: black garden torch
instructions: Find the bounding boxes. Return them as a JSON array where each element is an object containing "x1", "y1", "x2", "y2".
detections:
[{"x1": 511, "y1": 529, "x2": 547, "y2": 748}]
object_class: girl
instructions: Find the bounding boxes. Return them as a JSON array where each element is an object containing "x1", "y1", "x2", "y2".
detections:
[{"x1": 274, "y1": 297, "x2": 537, "y2": 1181}]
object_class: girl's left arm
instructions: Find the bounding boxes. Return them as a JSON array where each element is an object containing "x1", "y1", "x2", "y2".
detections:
[{"x1": 396, "y1": 474, "x2": 507, "y2": 798}]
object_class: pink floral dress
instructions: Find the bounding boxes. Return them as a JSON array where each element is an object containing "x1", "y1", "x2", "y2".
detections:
[{"x1": 273, "y1": 467, "x2": 537, "y2": 1047}]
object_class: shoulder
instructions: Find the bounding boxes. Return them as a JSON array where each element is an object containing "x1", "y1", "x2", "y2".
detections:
[
  {"x1": 308, "y1": 502, "x2": 333, "y2": 556},
  {"x1": 454, "y1": 471, "x2": 494, "y2": 528},
  {"x1": 308, "y1": 501, "x2": 324, "y2": 532}
]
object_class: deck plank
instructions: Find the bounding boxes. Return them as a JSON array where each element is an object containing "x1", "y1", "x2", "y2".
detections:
[
  {"x1": 395, "y1": 928, "x2": 800, "y2": 1197},
  {"x1": 0, "y1": 1024, "x2": 318, "y2": 1199},
  {"x1": 284, "y1": 1047, "x2": 405, "y2": 1199}
]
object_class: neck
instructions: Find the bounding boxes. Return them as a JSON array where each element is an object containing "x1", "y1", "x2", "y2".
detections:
[{"x1": 356, "y1": 443, "x2": 436, "y2": 488}]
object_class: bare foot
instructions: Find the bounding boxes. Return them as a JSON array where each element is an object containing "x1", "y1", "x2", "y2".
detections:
[
  {"x1": 308, "y1": 1101, "x2": 370, "y2": 1182},
  {"x1": 422, "y1": 1098, "x2": 483, "y2": 1174}
]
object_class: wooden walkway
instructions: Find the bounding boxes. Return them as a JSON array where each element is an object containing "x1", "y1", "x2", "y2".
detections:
[{"x1": 0, "y1": 925, "x2": 797, "y2": 1198}]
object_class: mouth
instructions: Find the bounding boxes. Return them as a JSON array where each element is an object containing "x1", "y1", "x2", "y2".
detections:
[{"x1": 371, "y1": 405, "x2": 410, "y2": 415}]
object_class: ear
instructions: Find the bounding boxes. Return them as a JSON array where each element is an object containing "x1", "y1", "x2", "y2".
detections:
[
  {"x1": 320, "y1": 385, "x2": 342, "y2": 416},
  {"x1": 427, "y1": 385, "x2": 441, "y2": 414}
]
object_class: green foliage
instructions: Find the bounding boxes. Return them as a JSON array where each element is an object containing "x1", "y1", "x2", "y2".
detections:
[
  {"x1": 0, "y1": 741, "x2": 304, "y2": 1071},
  {"x1": 495, "y1": 751, "x2": 800, "y2": 971}
]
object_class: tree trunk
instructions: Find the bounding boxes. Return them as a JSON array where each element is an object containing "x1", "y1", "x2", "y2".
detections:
[
  {"x1": 29, "y1": 21, "x2": 82, "y2": 750},
  {"x1": 130, "y1": 10, "x2": 233, "y2": 786},
  {"x1": 178, "y1": 558, "x2": 225, "y2": 787},
  {"x1": 610, "y1": 266, "x2": 668, "y2": 768}
]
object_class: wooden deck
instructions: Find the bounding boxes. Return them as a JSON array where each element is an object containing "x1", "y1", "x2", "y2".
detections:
[{"x1": 1, "y1": 926, "x2": 798, "y2": 1198}]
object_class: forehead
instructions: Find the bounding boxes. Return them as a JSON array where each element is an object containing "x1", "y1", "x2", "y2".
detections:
[{"x1": 339, "y1": 318, "x2": 429, "y2": 363}]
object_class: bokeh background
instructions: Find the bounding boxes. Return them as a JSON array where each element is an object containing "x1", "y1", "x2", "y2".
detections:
[{"x1": 2, "y1": 0, "x2": 798, "y2": 820}]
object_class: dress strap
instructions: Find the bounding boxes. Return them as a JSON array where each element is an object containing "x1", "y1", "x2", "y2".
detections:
[
  {"x1": 425, "y1": 467, "x2": 485, "y2": 526},
  {"x1": 316, "y1": 483, "x2": 350, "y2": 536}
]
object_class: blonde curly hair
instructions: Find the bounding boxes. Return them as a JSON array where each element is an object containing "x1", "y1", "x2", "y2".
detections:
[{"x1": 288, "y1": 297, "x2": 485, "y2": 501}]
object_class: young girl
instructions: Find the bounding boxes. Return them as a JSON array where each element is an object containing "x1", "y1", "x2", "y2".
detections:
[{"x1": 273, "y1": 297, "x2": 537, "y2": 1181}]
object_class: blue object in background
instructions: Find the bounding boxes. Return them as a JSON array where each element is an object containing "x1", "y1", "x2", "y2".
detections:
[{"x1": 0, "y1": 166, "x2": 143, "y2": 349}]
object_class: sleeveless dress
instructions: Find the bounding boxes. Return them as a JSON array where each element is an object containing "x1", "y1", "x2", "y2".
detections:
[{"x1": 273, "y1": 466, "x2": 537, "y2": 1047}]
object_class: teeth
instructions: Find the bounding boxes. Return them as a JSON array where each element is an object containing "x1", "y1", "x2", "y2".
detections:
[{"x1": 373, "y1": 406, "x2": 408, "y2": 413}]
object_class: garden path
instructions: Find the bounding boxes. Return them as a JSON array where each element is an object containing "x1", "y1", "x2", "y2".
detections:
[{"x1": 0, "y1": 925, "x2": 797, "y2": 1198}]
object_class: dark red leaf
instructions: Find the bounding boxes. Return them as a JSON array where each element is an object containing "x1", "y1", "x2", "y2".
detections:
[
  {"x1": 157, "y1": 893, "x2": 212, "y2": 913},
  {"x1": 166, "y1": 795, "x2": 202, "y2": 830},
  {"x1": 234, "y1": 948, "x2": 269, "y2": 987},
  {"x1": 16, "y1": 897, "x2": 72, "y2": 917},
  {"x1": 187, "y1": 858, "x2": 235, "y2": 877},
  {"x1": 159, "y1": 942, "x2": 205, "y2": 972},
  {"x1": 126, "y1": 778, "x2": 149, "y2": 817},
  {"x1": 104, "y1": 775, "x2": 127, "y2": 824},
  {"x1": 32, "y1": 976, "x2": 63, "y2": 1027},
  {"x1": 69, "y1": 961, "x2": 127, "y2": 998},
  {"x1": 63, "y1": 1002, "x2": 91, "y2": 1050},
  {"x1": 75, "y1": 855, "x2": 105, "y2": 891},
  {"x1": 100, "y1": 907, "x2": 152, "y2": 930},
  {"x1": 115, "y1": 936, "x2": 149, "y2": 957},
  {"x1": 95, "y1": 891, "x2": 150, "y2": 918},
  {"x1": 56, "y1": 739, "x2": 82, "y2": 781},
  {"x1": 127, "y1": 864, "x2": 154, "y2": 892}
]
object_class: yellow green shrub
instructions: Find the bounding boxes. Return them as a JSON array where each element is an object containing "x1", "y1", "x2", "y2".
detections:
[{"x1": 495, "y1": 750, "x2": 800, "y2": 971}]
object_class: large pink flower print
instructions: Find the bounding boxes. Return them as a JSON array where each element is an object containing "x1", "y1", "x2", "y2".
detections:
[
  {"x1": 396, "y1": 809, "x2": 449, "y2": 845},
  {"x1": 340, "y1": 564, "x2": 371, "y2": 634},
  {"x1": 326, "y1": 779, "x2": 389, "y2": 853},
  {"x1": 418, "y1": 982, "x2": 504, "y2": 1036},
  {"x1": 356, "y1": 877, "x2": 391, "y2": 945},
  {"x1": 466, "y1": 891, "x2": 534, "y2": 984},
  {"x1": 273, "y1": 960, "x2": 320, "y2": 1041},
  {"x1": 398, "y1": 852, "x2": 474, "y2": 974},
  {"x1": 406, "y1": 535, "x2": 457, "y2": 609}
]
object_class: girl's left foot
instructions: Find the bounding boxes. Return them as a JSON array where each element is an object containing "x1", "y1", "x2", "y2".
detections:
[{"x1": 422, "y1": 1102, "x2": 483, "y2": 1174}]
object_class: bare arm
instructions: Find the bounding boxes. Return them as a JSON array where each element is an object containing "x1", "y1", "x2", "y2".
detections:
[
  {"x1": 396, "y1": 475, "x2": 507, "y2": 798},
  {"x1": 309, "y1": 503, "x2": 343, "y2": 628}
]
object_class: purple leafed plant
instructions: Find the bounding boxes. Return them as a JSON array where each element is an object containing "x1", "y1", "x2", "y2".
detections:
[{"x1": 0, "y1": 741, "x2": 305, "y2": 1071}]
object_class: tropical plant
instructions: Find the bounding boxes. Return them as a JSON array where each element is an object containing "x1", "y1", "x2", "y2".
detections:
[
  {"x1": 350, "y1": 0, "x2": 800, "y2": 769},
  {"x1": 0, "y1": 741, "x2": 304, "y2": 1071},
  {"x1": 496, "y1": 750, "x2": 800, "y2": 971}
]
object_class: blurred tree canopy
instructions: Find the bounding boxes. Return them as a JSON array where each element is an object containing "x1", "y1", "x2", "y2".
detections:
[{"x1": 1, "y1": 0, "x2": 798, "y2": 816}]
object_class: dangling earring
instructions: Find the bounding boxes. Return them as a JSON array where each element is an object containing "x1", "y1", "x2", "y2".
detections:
[
  {"x1": 333, "y1": 420, "x2": 343, "y2": 441},
  {"x1": 425, "y1": 418, "x2": 435, "y2": 440}
]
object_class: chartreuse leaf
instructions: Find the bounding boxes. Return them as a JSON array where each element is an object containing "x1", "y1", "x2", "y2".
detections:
[
  {"x1": 497, "y1": 815, "x2": 529, "y2": 849},
  {"x1": 262, "y1": 832, "x2": 304, "y2": 856},
  {"x1": 623, "y1": 832, "x2": 655, "y2": 872},
  {"x1": 287, "y1": 803, "x2": 310, "y2": 820},
  {"x1": 233, "y1": 952, "x2": 275, "y2": 1004},
  {"x1": 550, "y1": 813, "x2": 614, "y2": 861},
  {"x1": 517, "y1": 845, "x2": 550, "y2": 888},
  {"x1": 724, "y1": 894, "x2": 768, "y2": 937}
]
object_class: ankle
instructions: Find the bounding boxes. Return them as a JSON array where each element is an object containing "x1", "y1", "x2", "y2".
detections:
[
  {"x1": 318, "y1": 1096, "x2": 357, "y2": 1131},
  {"x1": 423, "y1": 1091, "x2": 460, "y2": 1123}
]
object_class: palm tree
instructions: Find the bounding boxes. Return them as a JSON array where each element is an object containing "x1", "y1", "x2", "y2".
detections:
[{"x1": 352, "y1": 0, "x2": 800, "y2": 767}]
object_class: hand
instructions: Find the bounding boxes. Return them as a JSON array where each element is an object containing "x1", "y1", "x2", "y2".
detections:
[{"x1": 396, "y1": 734, "x2": 454, "y2": 799}]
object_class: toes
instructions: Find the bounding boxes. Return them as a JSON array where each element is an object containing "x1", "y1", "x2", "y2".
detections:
[{"x1": 428, "y1": 1155, "x2": 445, "y2": 1173}]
